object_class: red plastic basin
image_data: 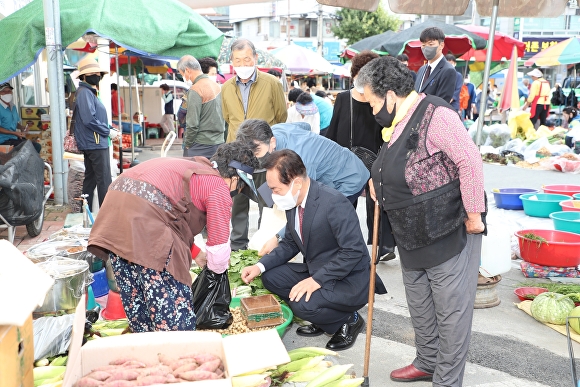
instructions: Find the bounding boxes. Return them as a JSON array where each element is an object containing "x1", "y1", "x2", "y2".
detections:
[
  {"x1": 515, "y1": 229, "x2": 580, "y2": 267},
  {"x1": 561, "y1": 201, "x2": 580, "y2": 212},
  {"x1": 513, "y1": 287, "x2": 548, "y2": 301},
  {"x1": 543, "y1": 184, "x2": 580, "y2": 196}
]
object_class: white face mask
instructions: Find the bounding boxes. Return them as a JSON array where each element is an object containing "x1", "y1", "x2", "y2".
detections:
[
  {"x1": 184, "y1": 79, "x2": 193, "y2": 88},
  {"x1": 208, "y1": 75, "x2": 217, "y2": 83},
  {"x1": 0, "y1": 94, "x2": 13, "y2": 103},
  {"x1": 272, "y1": 180, "x2": 300, "y2": 211},
  {"x1": 234, "y1": 66, "x2": 255, "y2": 80}
]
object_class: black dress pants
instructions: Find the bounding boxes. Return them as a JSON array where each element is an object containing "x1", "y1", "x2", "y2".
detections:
[{"x1": 82, "y1": 148, "x2": 112, "y2": 211}]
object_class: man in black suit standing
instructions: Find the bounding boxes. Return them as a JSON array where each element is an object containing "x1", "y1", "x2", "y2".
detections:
[
  {"x1": 241, "y1": 149, "x2": 386, "y2": 351},
  {"x1": 414, "y1": 27, "x2": 457, "y2": 104}
]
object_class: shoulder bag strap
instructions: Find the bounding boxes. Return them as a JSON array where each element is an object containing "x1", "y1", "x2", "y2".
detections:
[
  {"x1": 69, "y1": 105, "x2": 78, "y2": 135},
  {"x1": 349, "y1": 90, "x2": 353, "y2": 150}
]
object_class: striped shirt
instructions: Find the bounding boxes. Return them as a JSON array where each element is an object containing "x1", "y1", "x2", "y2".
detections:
[
  {"x1": 123, "y1": 158, "x2": 232, "y2": 248},
  {"x1": 388, "y1": 94, "x2": 485, "y2": 214}
]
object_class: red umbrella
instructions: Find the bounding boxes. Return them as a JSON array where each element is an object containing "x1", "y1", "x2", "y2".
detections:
[{"x1": 458, "y1": 25, "x2": 525, "y2": 62}]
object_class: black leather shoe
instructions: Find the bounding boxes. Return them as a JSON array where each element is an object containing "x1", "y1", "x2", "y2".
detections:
[
  {"x1": 379, "y1": 247, "x2": 396, "y2": 262},
  {"x1": 326, "y1": 314, "x2": 365, "y2": 351},
  {"x1": 296, "y1": 324, "x2": 324, "y2": 337}
]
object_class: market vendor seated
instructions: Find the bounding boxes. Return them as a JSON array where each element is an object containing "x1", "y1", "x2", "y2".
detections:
[
  {"x1": 112, "y1": 112, "x2": 143, "y2": 134},
  {"x1": 0, "y1": 83, "x2": 41, "y2": 153},
  {"x1": 88, "y1": 142, "x2": 259, "y2": 333},
  {"x1": 241, "y1": 150, "x2": 387, "y2": 351}
]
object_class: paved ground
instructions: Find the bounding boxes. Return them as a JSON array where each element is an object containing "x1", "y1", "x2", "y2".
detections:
[{"x1": 4, "y1": 140, "x2": 579, "y2": 386}]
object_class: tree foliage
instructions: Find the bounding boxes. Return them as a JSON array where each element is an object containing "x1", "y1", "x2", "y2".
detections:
[{"x1": 331, "y1": 4, "x2": 402, "y2": 46}]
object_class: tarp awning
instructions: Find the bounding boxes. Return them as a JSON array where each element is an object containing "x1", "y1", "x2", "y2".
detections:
[{"x1": 0, "y1": 0, "x2": 224, "y2": 83}]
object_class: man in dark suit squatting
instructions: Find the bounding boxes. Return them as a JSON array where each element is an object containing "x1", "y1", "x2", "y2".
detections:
[
  {"x1": 414, "y1": 27, "x2": 457, "y2": 103},
  {"x1": 241, "y1": 149, "x2": 386, "y2": 351}
]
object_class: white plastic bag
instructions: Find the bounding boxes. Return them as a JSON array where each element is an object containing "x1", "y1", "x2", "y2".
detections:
[
  {"x1": 484, "y1": 124, "x2": 511, "y2": 148},
  {"x1": 523, "y1": 137, "x2": 550, "y2": 162},
  {"x1": 33, "y1": 314, "x2": 75, "y2": 360},
  {"x1": 248, "y1": 206, "x2": 287, "y2": 252}
]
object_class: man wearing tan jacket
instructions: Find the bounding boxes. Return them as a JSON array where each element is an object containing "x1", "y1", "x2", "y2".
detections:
[{"x1": 221, "y1": 38, "x2": 287, "y2": 250}]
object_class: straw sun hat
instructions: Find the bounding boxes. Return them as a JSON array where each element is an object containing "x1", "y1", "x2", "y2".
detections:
[{"x1": 76, "y1": 57, "x2": 109, "y2": 78}]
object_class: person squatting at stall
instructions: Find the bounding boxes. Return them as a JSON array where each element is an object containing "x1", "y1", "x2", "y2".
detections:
[
  {"x1": 356, "y1": 56, "x2": 486, "y2": 386},
  {"x1": 241, "y1": 149, "x2": 386, "y2": 350},
  {"x1": 88, "y1": 143, "x2": 259, "y2": 332},
  {"x1": 0, "y1": 82, "x2": 41, "y2": 153},
  {"x1": 234, "y1": 119, "x2": 369, "y2": 256}
]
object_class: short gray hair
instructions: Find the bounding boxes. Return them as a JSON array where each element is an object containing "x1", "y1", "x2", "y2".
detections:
[
  {"x1": 177, "y1": 55, "x2": 201, "y2": 73},
  {"x1": 356, "y1": 56, "x2": 415, "y2": 99},
  {"x1": 230, "y1": 38, "x2": 257, "y2": 60}
]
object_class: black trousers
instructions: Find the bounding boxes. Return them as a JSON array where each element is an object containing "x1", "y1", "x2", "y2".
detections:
[
  {"x1": 261, "y1": 263, "x2": 361, "y2": 333},
  {"x1": 82, "y1": 148, "x2": 112, "y2": 211},
  {"x1": 531, "y1": 104, "x2": 549, "y2": 127},
  {"x1": 230, "y1": 171, "x2": 266, "y2": 250}
]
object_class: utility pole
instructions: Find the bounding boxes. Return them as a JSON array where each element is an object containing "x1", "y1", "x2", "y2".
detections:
[
  {"x1": 317, "y1": 3, "x2": 324, "y2": 56},
  {"x1": 43, "y1": 0, "x2": 66, "y2": 205},
  {"x1": 287, "y1": 0, "x2": 291, "y2": 45}
]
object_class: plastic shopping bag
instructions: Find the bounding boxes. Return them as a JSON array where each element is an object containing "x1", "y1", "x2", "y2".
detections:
[{"x1": 191, "y1": 267, "x2": 233, "y2": 329}]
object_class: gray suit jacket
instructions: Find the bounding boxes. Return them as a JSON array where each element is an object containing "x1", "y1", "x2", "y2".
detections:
[
  {"x1": 415, "y1": 56, "x2": 457, "y2": 104},
  {"x1": 259, "y1": 180, "x2": 386, "y2": 307}
]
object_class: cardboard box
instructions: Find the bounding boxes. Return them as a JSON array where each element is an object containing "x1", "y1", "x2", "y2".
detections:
[
  {"x1": 20, "y1": 106, "x2": 49, "y2": 120},
  {"x1": 0, "y1": 315, "x2": 34, "y2": 387},
  {"x1": 63, "y1": 306, "x2": 290, "y2": 387},
  {"x1": 25, "y1": 131, "x2": 42, "y2": 143}
]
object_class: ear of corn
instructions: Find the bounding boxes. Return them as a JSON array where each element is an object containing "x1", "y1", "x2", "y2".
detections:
[
  {"x1": 288, "y1": 347, "x2": 337, "y2": 361},
  {"x1": 286, "y1": 370, "x2": 322, "y2": 382},
  {"x1": 34, "y1": 359, "x2": 49, "y2": 367},
  {"x1": 237, "y1": 367, "x2": 275, "y2": 376},
  {"x1": 272, "y1": 355, "x2": 325, "y2": 376},
  {"x1": 33, "y1": 366, "x2": 66, "y2": 382},
  {"x1": 321, "y1": 377, "x2": 365, "y2": 387},
  {"x1": 49, "y1": 355, "x2": 67, "y2": 366},
  {"x1": 305, "y1": 364, "x2": 353, "y2": 387},
  {"x1": 231, "y1": 373, "x2": 269, "y2": 387}
]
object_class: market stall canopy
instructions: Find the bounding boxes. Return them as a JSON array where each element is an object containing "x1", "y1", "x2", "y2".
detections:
[
  {"x1": 0, "y1": 0, "x2": 223, "y2": 83},
  {"x1": 380, "y1": 19, "x2": 487, "y2": 70},
  {"x1": 342, "y1": 31, "x2": 395, "y2": 59},
  {"x1": 109, "y1": 55, "x2": 178, "y2": 76},
  {"x1": 524, "y1": 37, "x2": 580, "y2": 67},
  {"x1": 218, "y1": 37, "x2": 287, "y2": 69},
  {"x1": 498, "y1": 46, "x2": 521, "y2": 112},
  {"x1": 271, "y1": 44, "x2": 334, "y2": 74},
  {"x1": 458, "y1": 25, "x2": 525, "y2": 63},
  {"x1": 315, "y1": 0, "x2": 379, "y2": 12}
]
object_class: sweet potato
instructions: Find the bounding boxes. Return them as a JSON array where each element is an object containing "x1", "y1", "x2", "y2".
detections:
[
  {"x1": 120, "y1": 361, "x2": 147, "y2": 369},
  {"x1": 192, "y1": 353, "x2": 220, "y2": 364},
  {"x1": 170, "y1": 358, "x2": 197, "y2": 371},
  {"x1": 74, "y1": 377, "x2": 105, "y2": 387},
  {"x1": 106, "y1": 370, "x2": 140, "y2": 381},
  {"x1": 84, "y1": 371, "x2": 112, "y2": 381},
  {"x1": 102, "y1": 381, "x2": 135, "y2": 387},
  {"x1": 109, "y1": 358, "x2": 138, "y2": 366},
  {"x1": 172, "y1": 362, "x2": 199, "y2": 376},
  {"x1": 92, "y1": 365, "x2": 121, "y2": 372},
  {"x1": 138, "y1": 365, "x2": 172, "y2": 377},
  {"x1": 178, "y1": 370, "x2": 220, "y2": 381},
  {"x1": 133, "y1": 375, "x2": 168, "y2": 386},
  {"x1": 196, "y1": 359, "x2": 221, "y2": 373},
  {"x1": 164, "y1": 374, "x2": 179, "y2": 384},
  {"x1": 157, "y1": 353, "x2": 177, "y2": 367}
]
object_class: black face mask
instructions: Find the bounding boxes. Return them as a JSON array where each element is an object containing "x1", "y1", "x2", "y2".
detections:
[
  {"x1": 374, "y1": 95, "x2": 396, "y2": 128},
  {"x1": 84, "y1": 74, "x2": 101, "y2": 86},
  {"x1": 257, "y1": 151, "x2": 270, "y2": 168}
]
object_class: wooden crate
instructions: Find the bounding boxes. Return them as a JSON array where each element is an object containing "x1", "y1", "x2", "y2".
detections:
[{"x1": 241, "y1": 295, "x2": 285, "y2": 329}]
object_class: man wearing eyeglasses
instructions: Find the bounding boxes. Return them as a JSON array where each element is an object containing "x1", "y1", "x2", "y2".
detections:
[{"x1": 221, "y1": 38, "x2": 287, "y2": 251}]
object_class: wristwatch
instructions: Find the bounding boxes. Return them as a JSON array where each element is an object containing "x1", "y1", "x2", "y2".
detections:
[{"x1": 275, "y1": 233, "x2": 283, "y2": 243}]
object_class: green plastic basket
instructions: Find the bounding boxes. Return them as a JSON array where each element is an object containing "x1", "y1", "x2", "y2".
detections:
[{"x1": 230, "y1": 297, "x2": 293, "y2": 338}]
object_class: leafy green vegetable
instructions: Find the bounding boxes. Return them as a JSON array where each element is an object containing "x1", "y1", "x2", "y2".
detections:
[{"x1": 517, "y1": 282, "x2": 580, "y2": 297}]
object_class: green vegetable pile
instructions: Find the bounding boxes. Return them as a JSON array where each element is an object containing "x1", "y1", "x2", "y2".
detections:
[
  {"x1": 191, "y1": 249, "x2": 272, "y2": 297},
  {"x1": 517, "y1": 282, "x2": 580, "y2": 302}
]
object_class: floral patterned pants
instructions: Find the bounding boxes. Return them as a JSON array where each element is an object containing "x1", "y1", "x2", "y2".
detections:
[{"x1": 109, "y1": 253, "x2": 195, "y2": 332}]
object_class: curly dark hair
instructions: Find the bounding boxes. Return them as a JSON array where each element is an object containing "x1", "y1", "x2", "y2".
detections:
[
  {"x1": 296, "y1": 92, "x2": 313, "y2": 105},
  {"x1": 288, "y1": 88, "x2": 304, "y2": 103},
  {"x1": 351, "y1": 50, "x2": 380, "y2": 78},
  {"x1": 210, "y1": 142, "x2": 259, "y2": 179},
  {"x1": 356, "y1": 56, "x2": 415, "y2": 98},
  {"x1": 198, "y1": 57, "x2": 219, "y2": 75},
  {"x1": 564, "y1": 106, "x2": 578, "y2": 118}
]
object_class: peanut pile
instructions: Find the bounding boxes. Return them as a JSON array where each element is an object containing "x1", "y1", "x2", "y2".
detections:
[{"x1": 200, "y1": 307, "x2": 273, "y2": 335}]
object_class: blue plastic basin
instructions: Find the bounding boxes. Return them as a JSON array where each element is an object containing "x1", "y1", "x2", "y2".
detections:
[
  {"x1": 91, "y1": 268, "x2": 109, "y2": 298},
  {"x1": 492, "y1": 188, "x2": 539, "y2": 210},
  {"x1": 574, "y1": 193, "x2": 580, "y2": 200},
  {"x1": 550, "y1": 211, "x2": 580, "y2": 234},
  {"x1": 519, "y1": 193, "x2": 572, "y2": 218}
]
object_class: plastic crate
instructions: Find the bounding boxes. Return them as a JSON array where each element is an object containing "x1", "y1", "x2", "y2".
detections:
[{"x1": 241, "y1": 295, "x2": 285, "y2": 329}]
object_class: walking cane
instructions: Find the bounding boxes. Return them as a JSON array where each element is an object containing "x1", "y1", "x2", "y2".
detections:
[{"x1": 362, "y1": 200, "x2": 380, "y2": 387}]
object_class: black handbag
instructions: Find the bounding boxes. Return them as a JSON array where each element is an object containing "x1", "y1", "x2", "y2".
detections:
[{"x1": 350, "y1": 90, "x2": 378, "y2": 172}]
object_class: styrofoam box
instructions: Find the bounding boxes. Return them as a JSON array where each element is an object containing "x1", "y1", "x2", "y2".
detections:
[{"x1": 63, "y1": 315, "x2": 290, "y2": 387}]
